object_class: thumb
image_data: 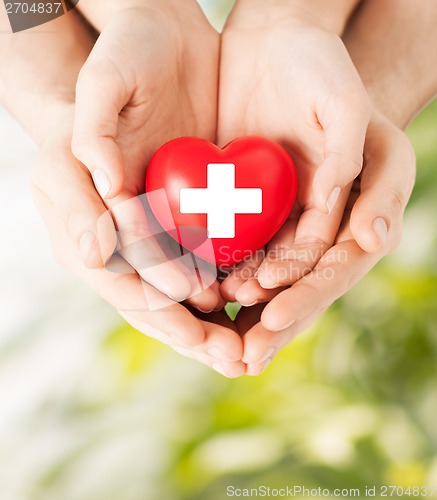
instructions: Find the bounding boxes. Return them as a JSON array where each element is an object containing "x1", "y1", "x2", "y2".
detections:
[
  {"x1": 313, "y1": 95, "x2": 370, "y2": 214},
  {"x1": 72, "y1": 63, "x2": 127, "y2": 199},
  {"x1": 350, "y1": 123, "x2": 416, "y2": 254},
  {"x1": 32, "y1": 149, "x2": 118, "y2": 269}
]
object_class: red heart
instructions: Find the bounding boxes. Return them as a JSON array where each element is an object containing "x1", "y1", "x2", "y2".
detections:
[{"x1": 145, "y1": 137, "x2": 298, "y2": 266}]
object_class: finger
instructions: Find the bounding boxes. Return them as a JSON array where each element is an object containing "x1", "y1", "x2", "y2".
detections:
[
  {"x1": 255, "y1": 193, "x2": 347, "y2": 289},
  {"x1": 246, "y1": 358, "x2": 273, "y2": 376},
  {"x1": 186, "y1": 279, "x2": 226, "y2": 313},
  {"x1": 241, "y1": 320, "x2": 288, "y2": 365},
  {"x1": 129, "y1": 309, "x2": 245, "y2": 376},
  {"x1": 179, "y1": 310, "x2": 244, "y2": 363},
  {"x1": 34, "y1": 187, "x2": 207, "y2": 347},
  {"x1": 31, "y1": 149, "x2": 117, "y2": 269},
  {"x1": 261, "y1": 239, "x2": 381, "y2": 333},
  {"x1": 182, "y1": 255, "x2": 226, "y2": 312},
  {"x1": 172, "y1": 345, "x2": 246, "y2": 378},
  {"x1": 220, "y1": 250, "x2": 265, "y2": 303},
  {"x1": 235, "y1": 278, "x2": 284, "y2": 306},
  {"x1": 350, "y1": 120, "x2": 416, "y2": 253},
  {"x1": 242, "y1": 239, "x2": 382, "y2": 365},
  {"x1": 84, "y1": 258, "x2": 207, "y2": 348},
  {"x1": 108, "y1": 194, "x2": 193, "y2": 302},
  {"x1": 313, "y1": 92, "x2": 370, "y2": 214},
  {"x1": 236, "y1": 304, "x2": 280, "y2": 374},
  {"x1": 72, "y1": 60, "x2": 127, "y2": 199}
]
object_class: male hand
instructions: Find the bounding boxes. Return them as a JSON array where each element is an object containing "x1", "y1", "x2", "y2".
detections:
[
  {"x1": 234, "y1": 114, "x2": 416, "y2": 375},
  {"x1": 32, "y1": 111, "x2": 246, "y2": 377},
  {"x1": 219, "y1": 1, "x2": 371, "y2": 306}
]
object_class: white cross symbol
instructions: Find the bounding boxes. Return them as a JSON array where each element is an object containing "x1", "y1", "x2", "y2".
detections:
[{"x1": 179, "y1": 163, "x2": 262, "y2": 239}]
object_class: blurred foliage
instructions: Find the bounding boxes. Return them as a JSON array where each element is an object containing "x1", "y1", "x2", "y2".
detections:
[{"x1": 28, "y1": 100, "x2": 437, "y2": 500}]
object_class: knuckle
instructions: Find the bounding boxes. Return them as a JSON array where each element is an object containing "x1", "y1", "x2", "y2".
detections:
[
  {"x1": 119, "y1": 220, "x2": 149, "y2": 240},
  {"x1": 386, "y1": 187, "x2": 405, "y2": 218},
  {"x1": 70, "y1": 136, "x2": 88, "y2": 163},
  {"x1": 298, "y1": 282, "x2": 324, "y2": 306},
  {"x1": 60, "y1": 199, "x2": 84, "y2": 244}
]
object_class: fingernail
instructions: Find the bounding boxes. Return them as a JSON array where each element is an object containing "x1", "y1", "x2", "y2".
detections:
[
  {"x1": 212, "y1": 363, "x2": 229, "y2": 377},
  {"x1": 92, "y1": 169, "x2": 111, "y2": 199},
  {"x1": 373, "y1": 217, "x2": 388, "y2": 249},
  {"x1": 256, "y1": 346, "x2": 275, "y2": 364},
  {"x1": 239, "y1": 299, "x2": 259, "y2": 307},
  {"x1": 258, "y1": 275, "x2": 277, "y2": 289},
  {"x1": 207, "y1": 347, "x2": 230, "y2": 361},
  {"x1": 197, "y1": 306, "x2": 214, "y2": 313},
  {"x1": 326, "y1": 186, "x2": 341, "y2": 214},
  {"x1": 168, "y1": 290, "x2": 190, "y2": 302},
  {"x1": 79, "y1": 231, "x2": 96, "y2": 262}
]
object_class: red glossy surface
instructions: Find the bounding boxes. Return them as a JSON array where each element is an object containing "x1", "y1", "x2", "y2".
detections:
[{"x1": 146, "y1": 137, "x2": 298, "y2": 266}]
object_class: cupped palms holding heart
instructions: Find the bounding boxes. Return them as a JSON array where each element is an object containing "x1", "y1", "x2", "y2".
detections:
[
  {"x1": 146, "y1": 136, "x2": 298, "y2": 267},
  {"x1": 72, "y1": 2, "x2": 371, "y2": 376}
]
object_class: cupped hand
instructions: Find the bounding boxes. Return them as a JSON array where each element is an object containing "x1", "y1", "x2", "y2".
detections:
[
  {"x1": 72, "y1": 1, "x2": 223, "y2": 311},
  {"x1": 218, "y1": 2, "x2": 371, "y2": 305},
  {"x1": 235, "y1": 113, "x2": 416, "y2": 375},
  {"x1": 31, "y1": 110, "x2": 245, "y2": 378}
]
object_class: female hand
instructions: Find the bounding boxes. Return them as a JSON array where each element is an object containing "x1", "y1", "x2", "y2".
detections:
[
  {"x1": 72, "y1": 1, "x2": 223, "y2": 311},
  {"x1": 218, "y1": 0, "x2": 371, "y2": 306}
]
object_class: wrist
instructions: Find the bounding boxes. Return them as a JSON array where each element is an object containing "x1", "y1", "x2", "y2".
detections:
[
  {"x1": 77, "y1": 0, "x2": 200, "y2": 31},
  {"x1": 230, "y1": 0, "x2": 360, "y2": 35}
]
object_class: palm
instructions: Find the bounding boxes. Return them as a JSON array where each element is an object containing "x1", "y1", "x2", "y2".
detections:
[
  {"x1": 73, "y1": 5, "x2": 225, "y2": 314},
  {"x1": 219, "y1": 20, "x2": 368, "y2": 303},
  {"x1": 89, "y1": 7, "x2": 219, "y2": 197},
  {"x1": 219, "y1": 25, "x2": 326, "y2": 196}
]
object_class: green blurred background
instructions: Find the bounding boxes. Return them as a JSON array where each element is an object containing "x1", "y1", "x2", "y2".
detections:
[{"x1": 1, "y1": 1, "x2": 437, "y2": 499}]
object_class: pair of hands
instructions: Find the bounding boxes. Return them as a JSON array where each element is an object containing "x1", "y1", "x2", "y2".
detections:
[{"x1": 31, "y1": 1, "x2": 416, "y2": 376}]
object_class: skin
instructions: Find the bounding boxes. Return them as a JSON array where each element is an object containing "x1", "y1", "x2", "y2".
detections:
[
  {"x1": 236, "y1": 113, "x2": 416, "y2": 376},
  {"x1": 70, "y1": 0, "x2": 374, "y2": 377},
  {"x1": 0, "y1": 6, "x2": 245, "y2": 378},
  {"x1": 233, "y1": 0, "x2": 437, "y2": 375},
  {"x1": 72, "y1": 2, "x2": 224, "y2": 309},
  {"x1": 344, "y1": 0, "x2": 437, "y2": 128},
  {"x1": 219, "y1": 0, "x2": 371, "y2": 305},
  {"x1": 1, "y1": 0, "x2": 435, "y2": 377}
]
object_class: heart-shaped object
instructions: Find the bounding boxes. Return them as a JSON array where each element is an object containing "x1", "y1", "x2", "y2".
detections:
[{"x1": 146, "y1": 137, "x2": 298, "y2": 266}]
